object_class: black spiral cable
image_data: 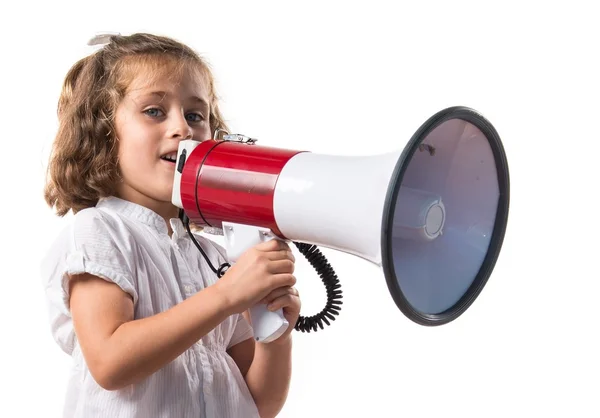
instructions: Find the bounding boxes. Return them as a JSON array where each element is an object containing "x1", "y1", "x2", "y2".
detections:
[{"x1": 292, "y1": 242, "x2": 343, "y2": 333}]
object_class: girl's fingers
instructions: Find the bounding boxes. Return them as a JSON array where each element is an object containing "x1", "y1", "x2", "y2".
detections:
[
  {"x1": 260, "y1": 286, "x2": 298, "y2": 304},
  {"x1": 267, "y1": 293, "x2": 300, "y2": 312},
  {"x1": 267, "y1": 259, "x2": 295, "y2": 274},
  {"x1": 265, "y1": 249, "x2": 295, "y2": 262}
]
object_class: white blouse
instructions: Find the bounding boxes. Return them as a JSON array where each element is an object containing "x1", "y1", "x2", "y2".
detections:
[{"x1": 41, "y1": 196, "x2": 259, "y2": 418}]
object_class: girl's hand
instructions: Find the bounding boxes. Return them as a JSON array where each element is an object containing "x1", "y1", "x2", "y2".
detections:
[
  {"x1": 259, "y1": 286, "x2": 301, "y2": 343},
  {"x1": 216, "y1": 239, "x2": 296, "y2": 315}
]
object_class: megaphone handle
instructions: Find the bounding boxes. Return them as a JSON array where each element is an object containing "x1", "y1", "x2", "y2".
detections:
[
  {"x1": 248, "y1": 303, "x2": 289, "y2": 344},
  {"x1": 222, "y1": 222, "x2": 290, "y2": 344}
]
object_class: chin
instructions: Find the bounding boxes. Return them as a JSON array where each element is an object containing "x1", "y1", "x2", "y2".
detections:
[
  {"x1": 159, "y1": 182, "x2": 174, "y2": 200},
  {"x1": 154, "y1": 195, "x2": 180, "y2": 216},
  {"x1": 148, "y1": 187, "x2": 175, "y2": 207},
  {"x1": 157, "y1": 193, "x2": 175, "y2": 205}
]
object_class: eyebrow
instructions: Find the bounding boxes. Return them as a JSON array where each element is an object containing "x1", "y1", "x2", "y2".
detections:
[{"x1": 138, "y1": 91, "x2": 209, "y2": 108}]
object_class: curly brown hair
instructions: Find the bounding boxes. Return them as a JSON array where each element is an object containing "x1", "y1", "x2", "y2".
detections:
[{"x1": 44, "y1": 33, "x2": 229, "y2": 216}]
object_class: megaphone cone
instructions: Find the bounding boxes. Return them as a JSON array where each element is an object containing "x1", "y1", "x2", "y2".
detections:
[{"x1": 173, "y1": 106, "x2": 509, "y2": 335}]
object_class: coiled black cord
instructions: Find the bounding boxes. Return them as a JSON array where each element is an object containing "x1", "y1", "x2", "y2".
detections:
[
  {"x1": 180, "y1": 211, "x2": 342, "y2": 333},
  {"x1": 293, "y1": 242, "x2": 343, "y2": 333}
]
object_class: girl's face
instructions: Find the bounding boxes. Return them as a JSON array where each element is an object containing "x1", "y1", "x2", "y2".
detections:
[{"x1": 113, "y1": 66, "x2": 211, "y2": 220}]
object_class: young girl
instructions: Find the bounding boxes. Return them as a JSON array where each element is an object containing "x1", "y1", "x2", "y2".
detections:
[{"x1": 41, "y1": 32, "x2": 300, "y2": 418}]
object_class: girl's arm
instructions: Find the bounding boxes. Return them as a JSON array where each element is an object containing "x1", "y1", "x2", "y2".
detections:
[
  {"x1": 229, "y1": 335, "x2": 293, "y2": 418},
  {"x1": 69, "y1": 273, "x2": 232, "y2": 390},
  {"x1": 68, "y1": 238, "x2": 296, "y2": 391},
  {"x1": 228, "y1": 287, "x2": 300, "y2": 418}
]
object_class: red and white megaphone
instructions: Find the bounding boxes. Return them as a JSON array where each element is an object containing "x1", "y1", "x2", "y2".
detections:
[{"x1": 172, "y1": 106, "x2": 510, "y2": 343}]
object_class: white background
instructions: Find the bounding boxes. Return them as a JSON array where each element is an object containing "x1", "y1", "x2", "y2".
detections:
[{"x1": 1, "y1": 1, "x2": 599, "y2": 417}]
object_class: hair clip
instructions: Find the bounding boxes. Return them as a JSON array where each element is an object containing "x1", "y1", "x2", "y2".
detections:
[{"x1": 87, "y1": 32, "x2": 121, "y2": 46}]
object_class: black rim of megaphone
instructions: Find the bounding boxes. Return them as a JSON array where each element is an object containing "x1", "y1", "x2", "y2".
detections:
[{"x1": 381, "y1": 106, "x2": 510, "y2": 326}]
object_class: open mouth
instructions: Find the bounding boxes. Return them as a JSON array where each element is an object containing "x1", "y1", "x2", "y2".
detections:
[{"x1": 160, "y1": 152, "x2": 177, "y2": 163}]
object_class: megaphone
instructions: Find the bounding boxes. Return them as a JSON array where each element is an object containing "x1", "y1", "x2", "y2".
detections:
[{"x1": 172, "y1": 106, "x2": 510, "y2": 343}]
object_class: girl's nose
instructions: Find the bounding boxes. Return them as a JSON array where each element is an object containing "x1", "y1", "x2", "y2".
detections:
[{"x1": 169, "y1": 115, "x2": 193, "y2": 139}]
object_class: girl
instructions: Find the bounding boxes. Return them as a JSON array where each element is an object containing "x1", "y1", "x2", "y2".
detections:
[{"x1": 41, "y1": 32, "x2": 300, "y2": 418}]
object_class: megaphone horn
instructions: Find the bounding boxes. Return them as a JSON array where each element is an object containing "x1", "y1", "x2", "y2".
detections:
[{"x1": 172, "y1": 106, "x2": 510, "y2": 340}]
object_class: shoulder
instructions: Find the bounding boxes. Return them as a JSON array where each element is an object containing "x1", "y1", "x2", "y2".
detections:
[
  {"x1": 41, "y1": 207, "x2": 111, "y2": 261},
  {"x1": 72, "y1": 206, "x2": 126, "y2": 236},
  {"x1": 69, "y1": 206, "x2": 139, "y2": 250},
  {"x1": 41, "y1": 205, "x2": 138, "y2": 281},
  {"x1": 40, "y1": 207, "x2": 139, "y2": 355}
]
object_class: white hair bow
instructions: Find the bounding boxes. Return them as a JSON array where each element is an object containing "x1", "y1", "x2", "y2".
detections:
[{"x1": 87, "y1": 32, "x2": 121, "y2": 46}]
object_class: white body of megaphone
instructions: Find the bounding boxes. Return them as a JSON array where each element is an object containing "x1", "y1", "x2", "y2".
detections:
[{"x1": 171, "y1": 106, "x2": 510, "y2": 343}]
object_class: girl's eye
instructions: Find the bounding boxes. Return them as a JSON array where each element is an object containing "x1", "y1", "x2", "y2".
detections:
[
  {"x1": 186, "y1": 113, "x2": 204, "y2": 123},
  {"x1": 144, "y1": 108, "x2": 164, "y2": 117}
]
